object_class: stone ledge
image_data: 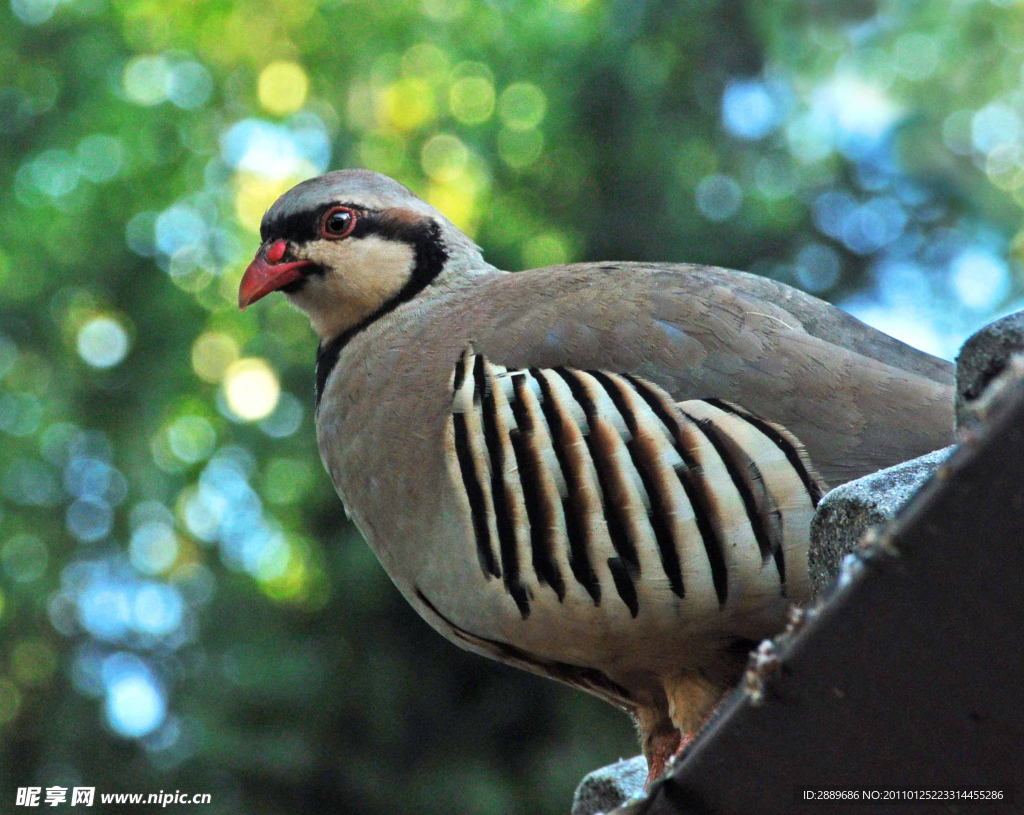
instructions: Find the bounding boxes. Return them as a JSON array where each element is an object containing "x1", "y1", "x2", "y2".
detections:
[
  {"x1": 571, "y1": 756, "x2": 646, "y2": 815},
  {"x1": 807, "y1": 446, "x2": 953, "y2": 599},
  {"x1": 956, "y1": 310, "x2": 1024, "y2": 432}
]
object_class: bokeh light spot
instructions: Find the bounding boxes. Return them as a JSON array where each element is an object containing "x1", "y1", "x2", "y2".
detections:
[
  {"x1": 79, "y1": 584, "x2": 133, "y2": 640},
  {"x1": 795, "y1": 243, "x2": 841, "y2": 293},
  {"x1": 63, "y1": 456, "x2": 122, "y2": 505},
  {"x1": 972, "y1": 103, "x2": 1021, "y2": 156},
  {"x1": 155, "y1": 204, "x2": 207, "y2": 259},
  {"x1": 222, "y1": 118, "x2": 329, "y2": 182},
  {"x1": 498, "y1": 83, "x2": 547, "y2": 131},
  {"x1": 449, "y1": 77, "x2": 495, "y2": 125},
  {"x1": 383, "y1": 79, "x2": 435, "y2": 131},
  {"x1": 123, "y1": 56, "x2": 170, "y2": 107},
  {"x1": 813, "y1": 75, "x2": 900, "y2": 151},
  {"x1": 11, "y1": 0, "x2": 58, "y2": 26},
  {"x1": 130, "y1": 521, "x2": 179, "y2": 575},
  {"x1": 258, "y1": 61, "x2": 309, "y2": 117},
  {"x1": 133, "y1": 583, "x2": 184, "y2": 636},
  {"x1": 401, "y1": 43, "x2": 450, "y2": 80},
  {"x1": 258, "y1": 393, "x2": 303, "y2": 438},
  {"x1": 722, "y1": 79, "x2": 784, "y2": 140},
  {"x1": 192, "y1": 332, "x2": 240, "y2": 383},
  {"x1": 104, "y1": 661, "x2": 165, "y2": 738},
  {"x1": 421, "y1": 134, "x2": 469, "y2": 182},
  {"x1": 223, "y1": 358, "x2": 280, "y2": 421},
  {"x1": 66, "y1": 499, "x2": 113, "y2": 543},
  {"x1": 77, "y1": 317, "x2": 130, "y2": 368},
  {"x1": 695, "y1": 174, "x2": 742, "y2": 221},
  {"x1": 168, "y1": 415, "x2": 217, "y2": 463},
  {"x1": 951, "y1": 249, "x2": 1010, "y2": 309},
  {"x1": 167, "y1": 61, "x2": 213, "y2": 110},
  {"x1": 26, "y1": 149, "x2": 81, "y2": 198}
]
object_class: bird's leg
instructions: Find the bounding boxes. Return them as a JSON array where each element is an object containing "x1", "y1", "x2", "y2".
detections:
[
  {"x1": 636, "y1": 707, "x2": 681, "y2": 790},
  {"x1": 664, "y1": 672, "x2": 729, "y2": 763}
]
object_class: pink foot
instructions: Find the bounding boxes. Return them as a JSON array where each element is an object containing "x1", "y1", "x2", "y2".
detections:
[
  {"x1": 666, "y1": 695, "x2": 728, "y2": 769},
  {"x1": 672, "y1": 729, "x2": 696, "y2": 759},
  {"x1": 644, "y1": 727, "x2": 681, "y2": 789}
]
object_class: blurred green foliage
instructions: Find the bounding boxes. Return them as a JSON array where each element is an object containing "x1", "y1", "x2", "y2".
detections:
[{"x1": 0, "y1": 0, "x2": 1021, "y2": 812}]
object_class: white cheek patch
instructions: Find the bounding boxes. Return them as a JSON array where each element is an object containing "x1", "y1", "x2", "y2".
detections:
[
  {"x1": 297, "y1": 236, "x2": 417, "y2": 340},
  {"x1": 332, "y1": 235, "x2": 417, "y2": 305}
]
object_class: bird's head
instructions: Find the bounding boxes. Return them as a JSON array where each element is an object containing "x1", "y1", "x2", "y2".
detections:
[{"x1": 238, "y1": 169, "x2": 487, "y2": 341}]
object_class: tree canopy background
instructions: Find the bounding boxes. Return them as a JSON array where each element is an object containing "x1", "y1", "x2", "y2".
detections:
[{"x1": 0, "y1": 0, "x2": 1020, "y2": 812}]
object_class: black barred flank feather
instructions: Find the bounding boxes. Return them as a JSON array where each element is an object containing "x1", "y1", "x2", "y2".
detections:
[
  {"x1": 704, "y1": 398, "x2": 826, "y2": 506},
  {"x1": 446, "y1": 354, "x2": 819, "y2": 619},
  {"x1": 625, "y1": 375, "x2": 731, "y2": 607},
  {"x1": 590, "y1": 370, "x2": 685, "y2": 599},
  {"x1": 509, "y1": 374, "x2": 566, "y2": 601},
  {"x1": 532, "y1": 369, "x2": 603, "y2": 604},
  {"x1": 681, "y1": 411, "x2": 785, "y2": 583},
  {"x1": 476, "y1": 357, "x2": 531, "y2": 618},
  {"x1": 554, "y1": 368, "x2": 640, "y2": 579}
]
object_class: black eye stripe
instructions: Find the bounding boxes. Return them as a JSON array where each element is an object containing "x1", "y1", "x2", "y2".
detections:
[
  {"x1": 260, "y1": 201, "x2": 365, "y2": 243},
  {"x1": 261, "y1": 203, "x2": 439, "y2": 249}
]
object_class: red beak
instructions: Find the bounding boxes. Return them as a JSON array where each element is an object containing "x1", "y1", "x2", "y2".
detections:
[{"x1": 238, "y1": 242, "x2": 313, "y2": 310}]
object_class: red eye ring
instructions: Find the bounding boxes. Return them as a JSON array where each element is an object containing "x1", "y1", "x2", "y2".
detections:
[{"x1": 320, "y1": 206, "x2": 357, "y2": 240}]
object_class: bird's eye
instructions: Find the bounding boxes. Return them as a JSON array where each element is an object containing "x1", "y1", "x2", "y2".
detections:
[{"x1": 321, "y1": 206, "x2": 357, "y2": 240}]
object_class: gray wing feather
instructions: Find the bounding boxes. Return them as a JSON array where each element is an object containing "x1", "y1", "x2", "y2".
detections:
[{"x1": 456, "y1": 264, "x2": 954, "y2": 486}]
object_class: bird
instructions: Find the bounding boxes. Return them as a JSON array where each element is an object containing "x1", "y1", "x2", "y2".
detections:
[{"x1": 238, "y1": 169, "x2": 955, "y2": 785}]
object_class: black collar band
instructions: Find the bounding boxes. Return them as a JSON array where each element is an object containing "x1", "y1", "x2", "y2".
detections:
[{"x1": 315, "y1": 218, "x2": 449, "y2": 406}]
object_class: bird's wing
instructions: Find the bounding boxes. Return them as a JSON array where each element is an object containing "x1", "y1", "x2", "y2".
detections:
[{"x1": 457, "y1": 263, "x2": 955, "y2": 486}]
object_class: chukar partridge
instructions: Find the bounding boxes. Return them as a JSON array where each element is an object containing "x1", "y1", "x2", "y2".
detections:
[{"x1": 239, "y1": 170, "x2": 955, "y2": 783}]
